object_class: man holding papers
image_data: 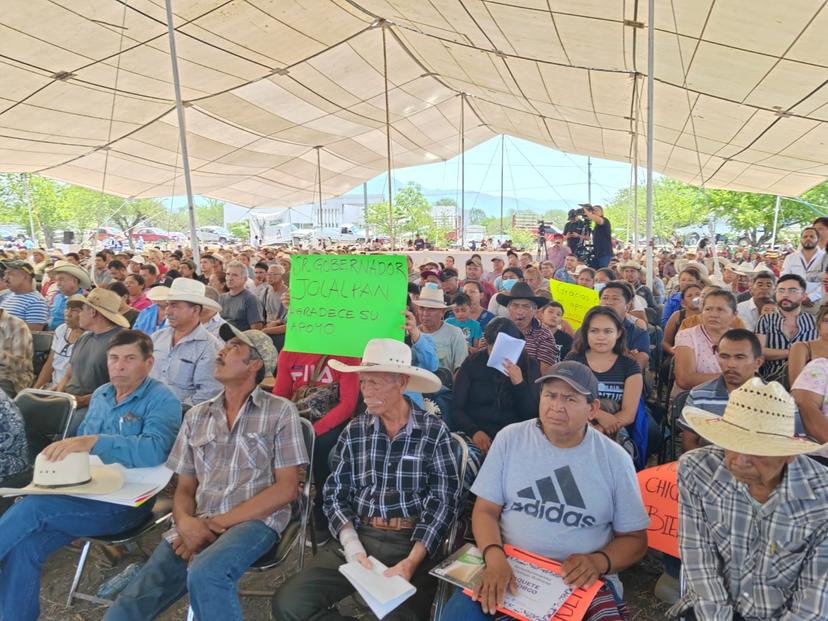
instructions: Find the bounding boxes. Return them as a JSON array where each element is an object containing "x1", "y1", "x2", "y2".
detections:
[
  {"x1": 444, "y1": 361, "x2": 649, "y2": 620},
  {"x1": 106, "y1": 325, "x2": 307, "y2": 621},
  {"x1": 271, "y1": 339, "x2": 459, "y2": 621},
  {"x1": 0, "y1": 330, "x2": 182, "y2": 621}
]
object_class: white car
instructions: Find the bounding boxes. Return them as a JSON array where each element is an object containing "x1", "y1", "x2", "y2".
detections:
[{"x1": 197, "y1": 226, "x2": 237, "y2": 244}]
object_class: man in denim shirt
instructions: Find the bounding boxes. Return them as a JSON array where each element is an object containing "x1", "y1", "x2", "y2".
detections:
[{"x1": 0, "y1": 330, "x2": 181, "y2": 621}]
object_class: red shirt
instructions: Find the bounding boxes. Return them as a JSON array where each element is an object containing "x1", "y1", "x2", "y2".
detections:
[{"x1": 273, "y1": 351, "x2": 361, "y2": 436}]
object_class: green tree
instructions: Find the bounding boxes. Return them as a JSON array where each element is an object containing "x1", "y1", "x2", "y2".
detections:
[
  {"x1": 366, "y1": 182, "x2": 435, "y2": 242},
  {"x1": 228, "y1": 220, "x2": 250, "y2": 241},
  {"x1": 467, "y1": 207, "x2": 487, "y2": 225},
  {"x1": 195, "y1": 198, "x2": 225, "y2": 226}
]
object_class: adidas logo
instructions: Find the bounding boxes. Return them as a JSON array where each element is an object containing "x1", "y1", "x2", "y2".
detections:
[{"x1": 510, "y1": 466, "x2": 596, "y2": 527}]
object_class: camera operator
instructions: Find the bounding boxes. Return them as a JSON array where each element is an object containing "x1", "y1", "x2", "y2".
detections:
[
  {"x1": 563, "y1": 209, "x2": 590, "y2": 255},
  {"x1": 581, "y1": 203, "x2": 613, "y2": 268}
]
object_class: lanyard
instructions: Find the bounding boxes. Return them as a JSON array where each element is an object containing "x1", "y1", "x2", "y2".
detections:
[{"x1": 800, "y1": 253, "x2": 819, "y2": 273}]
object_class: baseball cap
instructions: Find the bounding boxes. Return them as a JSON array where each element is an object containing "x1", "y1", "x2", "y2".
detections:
[
  {"x1": 0, "y1": 260, "x2": 34, "y2": 277},
  {"x1": 439, "y1": 268, "x2": 459, "y2": 281},
  {"x1": 219, "y1": 324, "x2": 278, "y2": 376},
  {"x1": 419, "y1": 270, "x2": 440, "y2": 281},
  {"x1": 491, "y1": 256, "x2": 504, "y2": 263},
  {"x1": 535, "y1": 361, "x2": 599, "y2": 400}
]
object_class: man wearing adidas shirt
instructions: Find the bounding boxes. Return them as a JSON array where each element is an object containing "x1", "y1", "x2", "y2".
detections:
[{"x1": 444, "y1": 361, "x2": 649, "y2": 620}]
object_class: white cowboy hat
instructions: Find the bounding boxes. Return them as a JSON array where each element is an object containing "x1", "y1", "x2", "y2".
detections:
[
  {"x1": 682, "y1": 378, "x2": 828, "y2": 457},
  {"x1": 413, "y1": 284, "x2": 453, "y2": 310},
  {"x1": 151, "y1": 279, "x2": 221, "y2": 312},
  {"x1": 47, "y1": 261, "x2": 92, "y2": 289},
  {"x1": 618, "y1": 260, "x2": 644, "y2": 273},
  {"x1": 328, "y1": 339, "x2": 441, "y2": 394},
  {"x1": 0, "y1": 452, "x2": 124, "y2": 496},
  {"x1": 128, "y1": 255, "x2": 145, "y2": 265}
]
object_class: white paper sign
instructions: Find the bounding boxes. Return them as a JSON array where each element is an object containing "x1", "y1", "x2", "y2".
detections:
[{"x1": 486, "y1": 332, "x2": 526, "y2": 376}]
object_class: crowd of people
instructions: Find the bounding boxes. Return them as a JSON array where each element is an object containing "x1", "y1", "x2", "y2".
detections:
[{"x1": 0, "y1": 208, "x2": 826, "y2": 620}]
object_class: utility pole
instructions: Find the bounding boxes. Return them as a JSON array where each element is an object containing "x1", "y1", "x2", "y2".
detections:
[
  {"x1": 500, "y1": 135, "x2": 505, "y2": 235},
  {"x1": 587, "y1": 156, "x2": 592, "y2": 204}
]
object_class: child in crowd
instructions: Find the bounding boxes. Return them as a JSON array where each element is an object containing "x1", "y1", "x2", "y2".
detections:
[
  {"x1": 758, "y1": 297, "x2": 777, "y2": 317},
  {"x1": 446, "y1": 292, "x2": 482, "y2": 349},
  {"x1": 539, "y1": 301, "x2": 573, "y2": 358}
]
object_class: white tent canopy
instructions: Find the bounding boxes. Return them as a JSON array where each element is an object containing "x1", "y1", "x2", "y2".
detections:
[{"x1": 3, "y1": 0, "x2": 828, "y2": 209}]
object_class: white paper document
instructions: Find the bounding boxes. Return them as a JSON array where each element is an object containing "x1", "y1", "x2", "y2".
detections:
[
  {"x1": 501, "y1": 555, "x2": 573, "y2": 621},
  {"x1": 74, "y1": 456, "x2": 173, "y2": 507},
  {"x1": 339, "y1": 556, "x2": 416, "y2": 619},
  {"x1": 487, "y1": 332, "x2": 526, "y2": 375}
]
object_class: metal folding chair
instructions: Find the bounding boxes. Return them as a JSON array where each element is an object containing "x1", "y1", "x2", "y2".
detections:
[
  {"x1": 432, "y1": 432, "x2": 470, "y2": 621},
  {"x1": 185, "y1": 416, "x2": 316, "y2": 619}
]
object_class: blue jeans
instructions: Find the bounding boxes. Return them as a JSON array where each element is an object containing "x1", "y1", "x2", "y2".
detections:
[
  {"x1": 443, "y1": 587, "x2": 495, "y2": 620},
  {"x1": 105, "y1": 520, "x2": 278, "y2": 621},
  {"x1": 595, "y1": 254, "x2": 612, "y2": 268},
  {"x1": 0, "y1": 494, "x2": 154, "y2": 621}
]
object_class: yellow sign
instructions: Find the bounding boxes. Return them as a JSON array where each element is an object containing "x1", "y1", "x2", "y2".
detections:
[{"x1": 549, "y1": 280, "x2": 600, "y2": 330}]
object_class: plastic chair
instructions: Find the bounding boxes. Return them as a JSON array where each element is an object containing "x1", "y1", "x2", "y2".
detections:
[
  {"x1": 663, "y1": 391, "x2": 690, "y2": 463},
  {"x1": 30, "y1": 331, "x2": 54, "y2": 378},
  {"x1": 67, "y1": 498, "x2": 174, "y2": 606},
  {"x1": 185, "y1": 417, "x2": 316, "y2": 619},
  {"x1": 14, "y1": 388, "x2": 76, "y2": 460},
  {"x1": 432, "y1": 432, "x2": 470, "y2": 621}
]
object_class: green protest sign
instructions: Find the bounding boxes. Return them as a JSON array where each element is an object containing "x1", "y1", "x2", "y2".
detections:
[
  {"x1": 549, "y1": 279, "x2": 600, "y2": 330},
  {"x1": 284, "y1": 254, "x2": 408, "y2": 357}
]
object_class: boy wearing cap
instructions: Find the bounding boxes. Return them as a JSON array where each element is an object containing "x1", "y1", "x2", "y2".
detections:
[
  {"x1": 671, "y1": 379, "x2": 828, "y2": 620},
  {"x1": 443, "y1": 361, "x2": 648, "y2": 619},
  {"x1": 106, "y1": 325, "x2": 307, "y2": 621},
  {"x1": 0, "y1": 259, "x2": 49, "y2": 331}
]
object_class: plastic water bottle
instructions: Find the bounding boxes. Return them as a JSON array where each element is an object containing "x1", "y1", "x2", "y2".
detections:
[{"x1": 96, "y1": 562, "x2": 143, "y2": 600}]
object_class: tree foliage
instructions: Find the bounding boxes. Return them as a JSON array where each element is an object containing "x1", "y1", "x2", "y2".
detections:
[{"x1": 366, "y1": 182, "x2": 452, "y2": 244}]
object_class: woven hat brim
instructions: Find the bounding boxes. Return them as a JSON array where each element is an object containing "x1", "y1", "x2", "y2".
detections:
[
  {"x1": 48, "y1": 264, "x2": 92, "y2": 289},
  {"x1": 413, "y1": 299, "x2": 454, "y2": 310},
  {"x1": 682, "y1": 406, "x2": 826, "y2": 457},
  {"x1": 328, "y1": 360, "x2": 441, "y2": 394},
  {"x1": 0, "y1": 465, "x2": 124, "y2": 497},
  {"x1": 75, "y1": 297, "x2": 130, "y2": 328},
  {"x1": 164, "y1": 292, "x2": 221, "y2": 312}
]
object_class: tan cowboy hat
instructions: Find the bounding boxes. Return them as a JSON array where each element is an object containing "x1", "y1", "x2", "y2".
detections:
[
  {"x1": 67, "y1": 288, "x2": 130, "y2": 328},
  {"x1": 683, "y1": 378, "x2": 828, "y2": 456},
  {"x1": 48, "y1": 261, "x2": 92, "y2": 289},
  {"x1": 413, "y1": 284, "x2": 453, "y2": 309},
  {"x1": 328, "y1": 339, "x2": 441, "y2": 394},
  {"x1": 146, "y1": 286, "x2": 171, "y2": 303},
  {"x1": 618, "y1": 260, "x2": 644, "y2": 273},
  {"x1": 161, "y1": 278, "x2": 221, "y2": 311},
  {"x1": 0, "y1": 452, "x2": 123, "y2": 497}
]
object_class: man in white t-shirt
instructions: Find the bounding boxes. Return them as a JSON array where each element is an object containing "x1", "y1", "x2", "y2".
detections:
[{"x1": 443, "y1": 361, "x2": 649, "y2": 618}]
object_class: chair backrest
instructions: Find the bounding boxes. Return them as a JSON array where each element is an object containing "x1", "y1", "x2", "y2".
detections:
[
  {"x1": 14, "y1": 389, "x2": 77, "y2": 461},
  {"x1": 30, "y1": 331, "x2": 54, "y2": 354},
  {"x1": 671, "y1": 390, "x2": 691, "y2": 423},
  {"x1": 446, "y1": 433, "x2": 470, "y2": 551}
]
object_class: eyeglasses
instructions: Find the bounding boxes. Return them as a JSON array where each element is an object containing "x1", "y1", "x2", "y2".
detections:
[{"x1": 777, "y1": 287, "x2": 803, "y2": 295}]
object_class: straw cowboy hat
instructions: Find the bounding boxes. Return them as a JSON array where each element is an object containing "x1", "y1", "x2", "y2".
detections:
[
  {"x1": 328, "y1": 339, "x2": 441, "y2": 394},
  {"x1": 496, "y1": 282, "x2": 550, "y2": 308},
  {"x1": 0, "y1": 452, "x2": 123, "y2": 496},
  {"x1": 67, "y1": 288, "x2": 130, "y2": 328},
  {"x1": 414, "y1": 284, "x2": 453, "y2": 309},
  {"x1": 48, "y1": 261, "x2": 92, "y2": 289},
  {"x1": 618, "y1": 260, "x2": 644, "y2": 273},
  {"x1": 150, "y1": 278, "x2": 221, "y2": 311},
  {"x1": 682, "y1": 378, "x2": 828, "y2": 456}
]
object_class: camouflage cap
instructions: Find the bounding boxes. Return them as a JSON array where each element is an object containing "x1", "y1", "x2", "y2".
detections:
[{"x1": 219, "y1": 324, "x2": 278, "y2": 376}]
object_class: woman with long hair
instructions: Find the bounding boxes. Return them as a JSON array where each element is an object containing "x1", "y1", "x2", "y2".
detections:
[
  {"x1": 565, "y1": 307, "x2": 642, "y2": 436},
  {"x1": 451, "y1": 317, "x2": 540, "y2": 454},
  {"x1": 789, "y1": 304, "x2": 828, "y2": 384},
  {"x1": 662, "y1": 283, "x2": 702, "y2": 355}
]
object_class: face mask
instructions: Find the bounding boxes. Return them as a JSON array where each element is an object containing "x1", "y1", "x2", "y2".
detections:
[
  {"x1": 594, "y1": 282, "x2": 606, "y2": 293},
  {"x1": 502, "y1": 279, "x2": 518, "y2": 292}
]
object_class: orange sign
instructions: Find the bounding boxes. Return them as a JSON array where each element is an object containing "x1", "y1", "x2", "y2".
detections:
[{"x1": 636, "y1": 462, "x2": 680, "y2": 558}]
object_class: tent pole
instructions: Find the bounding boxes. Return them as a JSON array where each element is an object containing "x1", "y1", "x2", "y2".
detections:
[
  {"x1": 164, "y1": 0, "x2": 200, "y2": 267},
  {"x1": 381, "y1": 24, "x2": 395, "y2": 250},
  {"x1": 500, "y1": 135, "x2": 505, "y2": 235},
  {"x1": 363, "y1": 182, "x2": 369, "y2": 240},
  {"x1": 587, "y1": 156, "x2": 592, "y2": 205},
  {"x1": 633, "y1": 130, "x2": 639, "y2": 248},
  {"x1": 645, "y1": 0, "x2": 655, "y2": 289},
  {"x1": 771, "y1": 195, "x2": 781, "y2": 248},
  {"x1": 22, "y1": 173, "x2": 37, "y2": 245},
  {"x1": 315, "y1": 146, "x2": 323, "y2": 242},
  {"x1": 460, "y1": 93, "x2": 466, "y2": 249}
]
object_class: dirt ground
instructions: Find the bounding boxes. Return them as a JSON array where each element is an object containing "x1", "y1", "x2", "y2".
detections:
[{"x1": 37, "y1": 501, "x2": 672, "y2": 621}]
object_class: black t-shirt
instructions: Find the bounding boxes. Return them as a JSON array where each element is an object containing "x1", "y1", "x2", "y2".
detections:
[
  {"x1": 564, "y1": 352, "x2": 640, "y2": 402},
  {"x1": 552, "y1": 329, "x2": 573, "y2": 359},
  {"x1": 592, "y1": 217, "x2": 612, "y2": 257}
]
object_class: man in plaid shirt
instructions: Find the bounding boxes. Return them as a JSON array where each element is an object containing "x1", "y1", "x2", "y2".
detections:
[
  {"x1": 272, "y1": 339, "x2": 460, "y2": 621},
  {"x1": 671, "y1": 379, "x2": 828, "y2": 621},
  {"x1": 107, "y1": 325, "x2": 307, "y2": 621}
]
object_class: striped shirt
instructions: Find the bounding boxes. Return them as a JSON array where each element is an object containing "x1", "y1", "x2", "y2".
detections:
[
  {"x1": 324, "y1": 402, "x2": 460, "y2": 556},
  {"x1": 670, "y1": 447, "x2": 828, "y2": 620},
  {"x1": 165, "y1": 388, "x2": 307, "y2": 540},
  {"x1": 0, "y1": 290, "x2": 48, "y2": 326},
  {"x1": 755, "y1": 311, "x2": 818, "y2": 379},
  {"x1": 0, "y1": 309, "x2": 33, "y2": 394},
  {"x1": 523, "y1": 318, "x2": 560, "y2": 368}
]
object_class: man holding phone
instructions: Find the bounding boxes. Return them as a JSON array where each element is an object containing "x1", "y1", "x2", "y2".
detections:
[{"x1": 581, "y1": 204, "x2": 613, "y2": 269}]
